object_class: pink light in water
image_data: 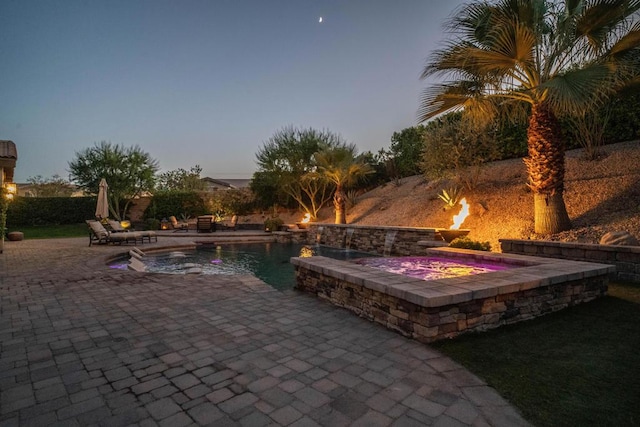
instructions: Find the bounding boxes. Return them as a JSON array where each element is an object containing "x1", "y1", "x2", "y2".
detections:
[{"x1": 356, "y1": 256, "x2": 512, "y2": 281}]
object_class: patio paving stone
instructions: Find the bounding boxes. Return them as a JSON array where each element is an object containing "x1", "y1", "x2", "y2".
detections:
[{"x1": 0, "y1": 236, "x2": 530, "y2": 426}]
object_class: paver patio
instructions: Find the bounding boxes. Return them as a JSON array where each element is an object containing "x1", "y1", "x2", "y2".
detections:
[{"x1": 0, "y1": 236, "x2": 529, "y2": 426}]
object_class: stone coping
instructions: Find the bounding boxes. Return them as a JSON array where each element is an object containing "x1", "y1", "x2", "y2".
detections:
[
  {"x1": 291, "y1": 247, "x2": 615, "y2": 309},
  {"x1": 500, "y1": 238, "x2": 640, "y2": 253},
  {"x1": 308, "y1": 223, "x2": 441, "y2": 232}
]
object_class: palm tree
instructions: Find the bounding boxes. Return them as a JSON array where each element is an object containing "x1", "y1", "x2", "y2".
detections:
[
  {"x1": 315, "y1": 145, "x2": 373, "y2": 224},
  {"x1": 419, "y1": 0, "x2": 640, "y2": 234}
]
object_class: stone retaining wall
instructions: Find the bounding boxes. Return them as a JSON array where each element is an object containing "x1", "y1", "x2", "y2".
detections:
[
  {"x1": 274, "y1": 230, "x2": 309, "y2": 244},
  {"x1": 500, "y1": 239, "x2": 640, "y2": 283},
  {"x1": 306, "y1": 224, "x2": 440, "y2": 256}
]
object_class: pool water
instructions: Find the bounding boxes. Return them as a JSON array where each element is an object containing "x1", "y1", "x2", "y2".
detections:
[
  {"x1": 113, "y1": 243, "x2": 374, "y2": 290},
  {"x1": 355, "y1": 256, "x2": 513, "y2": 281}
]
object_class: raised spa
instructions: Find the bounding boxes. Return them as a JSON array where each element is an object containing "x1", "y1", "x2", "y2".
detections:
[{"x1": 292, "y1": 247, "x2": 613, "y2": 343}]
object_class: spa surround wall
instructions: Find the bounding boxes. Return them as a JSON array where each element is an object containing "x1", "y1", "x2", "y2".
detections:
[{"x1": 294, "y1": 263, "x2": 608, "y2": 343}]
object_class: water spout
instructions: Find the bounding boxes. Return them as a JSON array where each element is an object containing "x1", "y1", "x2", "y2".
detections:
[
  {"x1": 316, "y1": 226, "x2": 325, "y2": 244},
  {"x1": 383, "y1": 230, "x2": 398, "y2": 257},
  {"x1": 344, "y1": 228, "x2": 355, "y2": 249}
]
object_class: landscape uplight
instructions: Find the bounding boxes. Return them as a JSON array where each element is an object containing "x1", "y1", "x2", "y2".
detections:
[{"x1": 4, "y1": 182, "x2": 16, "y2": 200}]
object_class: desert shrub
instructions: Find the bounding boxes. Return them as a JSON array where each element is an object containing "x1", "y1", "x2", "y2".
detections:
[
  {"x1": 264, "y1": 217, "x2": 283, "y2": 231},
  {"x1": 495, "y1": 120, "x2": 528, "y2": 159},
  {"x1": 421, "y1": 115, "x2": 499, "y2": 190},
  {"x1": 564, "y1": 106, "x2": 610, "y2": 160},
  {"x1": 603, "y1": 88, "x2": 640, "y2": 143},
  {"x1": 7, "y1": 196, "x2": 96, "y2": 227},
  {"x1": 449, "y1": 237, "x2": 491, "y2": 251},
  {"x1": 345, "y1": 190, "x2": 359, "y2": 208},
  {"x1": 217, "y1": 188, "x2": 256, "y2": 216},
  {"x1": 146, "y1": 218, "x2": 161, "y2": 230}
]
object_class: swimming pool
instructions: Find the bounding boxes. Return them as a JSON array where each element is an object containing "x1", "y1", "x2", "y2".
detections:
[{"x1": 110, "y1": 243, "x2": 374, "y2": 290}]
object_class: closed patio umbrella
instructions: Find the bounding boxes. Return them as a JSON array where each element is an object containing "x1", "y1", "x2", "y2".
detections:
[{"x1": 95, "y1": 178, "x2": 109, "y2": 219}]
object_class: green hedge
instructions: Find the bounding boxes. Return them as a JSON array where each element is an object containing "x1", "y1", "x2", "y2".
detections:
[
  {"x1": 143, "y1": 191, "x2": 207, "y2": 220},
  {"x1": 6, "y1": 197, "x2": 96, "y2": 227}
]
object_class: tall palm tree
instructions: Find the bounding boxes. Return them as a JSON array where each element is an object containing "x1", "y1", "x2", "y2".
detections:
[
  {"x1": 419, "y1": 0, "x2": 640, "y2": 234},
  {"x1": 315, "y1": 145, "x2": 373, "y2": 224}
]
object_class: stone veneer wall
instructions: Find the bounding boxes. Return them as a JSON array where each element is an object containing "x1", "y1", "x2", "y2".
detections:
[
  {"x1": 294, "y1": 263, "x2": 608, "y2": 343},
  {"x1": 306, "y1": 224, "x2": 439, "y2": 256},
  {"x1": 273, "y1": 230, "x2": 309, "y2": 244},
  {"x1": 501, "y1": 239, "x2": 640, "y2": 283}
]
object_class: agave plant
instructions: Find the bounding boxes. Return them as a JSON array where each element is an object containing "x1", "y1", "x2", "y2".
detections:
[{"x1": 438, "y1": 187, "x2": 464, "y2": 210}]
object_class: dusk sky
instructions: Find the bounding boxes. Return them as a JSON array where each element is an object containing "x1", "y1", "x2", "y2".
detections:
[{"x1": 1, "y1": 0, "x2": 467, "y2": 183}]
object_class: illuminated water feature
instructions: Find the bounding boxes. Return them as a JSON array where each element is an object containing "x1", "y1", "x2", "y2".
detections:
[
  {"x1": 355, "y1": 256, "x2": 513, "y2": 281},
  {"x1": 110, "y1": 243, "x2": 374, "y2": 290},
  {"x1": 383, "y1": 230, "x2": 398, "y2": 256}
]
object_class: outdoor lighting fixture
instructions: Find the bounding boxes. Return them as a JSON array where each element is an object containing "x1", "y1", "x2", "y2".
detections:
[
  {"x1": 4, "y1": 182, "x2": 16, "y2": 200},
  {"x1": 160, "y1": 218, "x2": 170, "y2": 230},
  {"x1": 120, "y1": 220, "x2": 131, "y2": 230}
]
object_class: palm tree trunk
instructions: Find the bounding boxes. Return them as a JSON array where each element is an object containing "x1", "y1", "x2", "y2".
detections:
[
  {"x1": 334, "y1": 185, "x2": 346, "y2": 224},
  {"x1": 524, "y1": 103, "x2": 571, "y2": 234}
]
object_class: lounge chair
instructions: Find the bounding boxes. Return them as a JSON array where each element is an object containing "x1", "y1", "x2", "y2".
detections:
[
  {"x1": 86, "y1": 220, "x2": 137, "y2": 246},
  {"x1": 107, "y1": 219, "x2": 158, "y2": 243},
  {"x1": 219, "y1": 215, "x2": 238, "y2": 231},
  {"x1": 170, "y1": 216, "x2": 189, "y2": 232},
  {"x1": 196, "y1": 215, "x2": 214, "y2": 233}
]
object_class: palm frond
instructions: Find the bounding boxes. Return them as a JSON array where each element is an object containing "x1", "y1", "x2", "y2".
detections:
[
  {"x1": 539, "y1": 64, "x2": 612, "y2": 113},
  {"x1": 419, "y1": 0, "x2": 640, "y2": 120},
  {"x1": 608, "y1": 21, "x2": 640, "y2": 52},
  {"x1": 575, "y1": 0, "x2": 640, "y2": 53},
  {"x1": 418, "y1": 82, "x2": 481, "y2": 122}
]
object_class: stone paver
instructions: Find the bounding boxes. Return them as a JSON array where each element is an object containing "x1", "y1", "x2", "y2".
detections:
[{"x1": 0, "y1": 236, "x2": 530, "y2": 426}]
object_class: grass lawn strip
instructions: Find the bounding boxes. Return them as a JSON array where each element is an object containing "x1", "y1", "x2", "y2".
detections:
[{"x1": 433, "y1": 282, "x2": 640, "y2": 427}]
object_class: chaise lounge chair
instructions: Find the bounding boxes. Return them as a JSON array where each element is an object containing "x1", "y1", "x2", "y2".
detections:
[
  {"x1": 196, "y1": 215, "x2": 214, "y2": 233},
  {"x1": 86, "y1": 220, "x2": 137, "y2": 246},
  {"x1": 170, "y1": 216, "x2": 189, "y2": 232},
  {"x1": 107, "y1": 219, "x2": 158, "y2": 243},
  {"x1": 218, "y1": 215, "x2": 238, "y2": 231}
]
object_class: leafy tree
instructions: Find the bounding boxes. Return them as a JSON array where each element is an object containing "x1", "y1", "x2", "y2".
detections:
[
  {"x1": 249, "y1": 171, "x2": 291, "y2": 211},
  {"x1": 389, "y1": 125, "x2": 427, "y2": 177},
  {"x1": 26, "y1": 174, "x2": 74, "y2": 197},
  {"x1": 156, "y1": 165, "x2": 207, "y2": 191},
  {"x1": 217, "y1": 188, "x2": 255, "y2": 217},
  {"x1": 252, "y1": 126, "x2": 343, "y2": 220},
  {"x1": 357, "y1": 150, "x2": 391, "y2": 188},
  {"x1": 421, "y1": 114, "x2": 500, "y2": 190},
  {"x1": 315, "y1": 144, "x2": 373, "y2": 224},
  {"x1": 419, "y1": 0, "x2": 640, "y2": 234},
  {"x1": 69, "y1": 141, "x2": 158, "y2": 220}
]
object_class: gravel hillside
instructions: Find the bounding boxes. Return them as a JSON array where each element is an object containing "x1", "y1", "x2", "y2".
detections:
[{"x1": 268, "y1": 140, "x2": 640, "y2": 252}]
